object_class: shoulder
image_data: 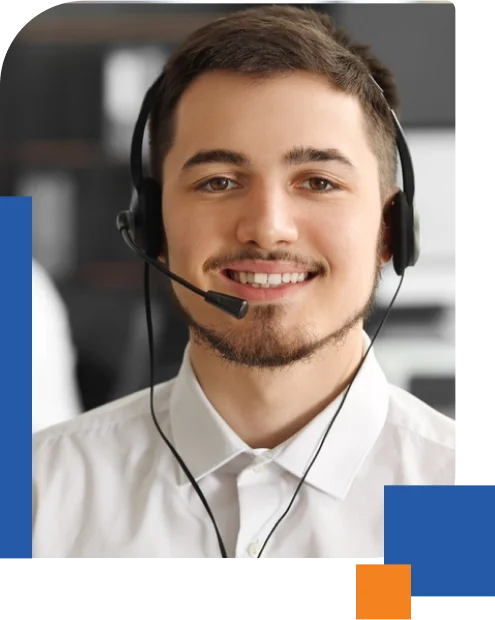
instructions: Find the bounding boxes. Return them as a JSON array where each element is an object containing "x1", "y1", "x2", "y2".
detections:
[
  {"x1": 384, "y1": 385, "x2": 455, "y2": 485},
  {"x1": 386, "y1": 384, "x2": 455, "y2": 450},
  {"x1": 33, "y1": 379, "x2": 176, "y2": 459},
  {"x1": 32, "y1": 378, "x2": 179, "y2": 556}
]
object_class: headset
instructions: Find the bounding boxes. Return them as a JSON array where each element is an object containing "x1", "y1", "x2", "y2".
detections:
[{"x1": 116, "y1": 69, "x2": 420, "y2": 558}]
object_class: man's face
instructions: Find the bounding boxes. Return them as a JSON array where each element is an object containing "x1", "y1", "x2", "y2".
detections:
[{"x1": 161, "y1": 70, "x2": 387, "y2": 368}]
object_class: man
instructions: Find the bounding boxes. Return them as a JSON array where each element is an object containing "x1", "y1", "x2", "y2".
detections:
[{"x1": 32, "y1": 5, "x2": 454, "y2": 558}]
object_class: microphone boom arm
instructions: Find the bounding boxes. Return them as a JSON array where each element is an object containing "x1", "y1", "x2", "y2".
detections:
[{"x1": 117, "y1": 215, "x2": 249, "y2": 320}]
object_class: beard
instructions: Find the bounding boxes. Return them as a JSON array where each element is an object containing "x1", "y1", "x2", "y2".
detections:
[{"x1": 167, "y1": 230, "x2": 384, "y2": 370}]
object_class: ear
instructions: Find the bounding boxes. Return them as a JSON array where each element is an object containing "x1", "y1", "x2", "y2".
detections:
[{"x1": 380, "y1": 188, "x2": 400, "y2": 265}]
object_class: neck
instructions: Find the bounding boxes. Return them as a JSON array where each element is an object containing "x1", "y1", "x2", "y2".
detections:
[{"x1": 188, "y1": 326, "x2": 365, "y2": 449}]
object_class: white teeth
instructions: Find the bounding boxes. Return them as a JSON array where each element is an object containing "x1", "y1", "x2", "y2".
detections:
[{"x1": 228, "y1": 271, "x2": 311, "y2": 288}]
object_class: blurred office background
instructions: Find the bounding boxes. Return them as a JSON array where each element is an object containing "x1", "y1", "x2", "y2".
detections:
[{"x1": 0, "y1": 3, "x2": 455, "y2": 420}]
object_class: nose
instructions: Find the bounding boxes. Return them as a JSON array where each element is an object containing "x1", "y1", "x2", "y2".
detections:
[{"x1": 235, "y1": 183, "x2": 299, "y2": 249}]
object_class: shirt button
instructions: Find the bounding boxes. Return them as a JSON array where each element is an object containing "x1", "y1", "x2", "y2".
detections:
[{"x1": 248, "y1": 542, "x2": 261, "y2": 558}]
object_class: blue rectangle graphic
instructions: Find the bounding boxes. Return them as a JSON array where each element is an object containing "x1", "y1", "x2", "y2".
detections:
[
  {"x1": 0, "y1": 197, "x2": 32, "y2": 558},
  {"x1": 384, "y1": 485, "x2": 495, "y2": 596}
]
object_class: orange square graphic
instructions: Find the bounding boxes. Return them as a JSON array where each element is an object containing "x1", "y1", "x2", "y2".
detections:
[{"x1": 356, "y1": 564, "x2": 411, "y2": 619}]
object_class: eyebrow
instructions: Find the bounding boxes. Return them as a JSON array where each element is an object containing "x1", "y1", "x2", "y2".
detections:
[
  {"x1": 180, "y1": 150, "x2": 249, "y2": 175},
  {"x1": 179, "y1": 146, "x2": 355, "y2": 175},
  {"x1": 285, "y1": 146, "x2": 355, "y2": 169}
]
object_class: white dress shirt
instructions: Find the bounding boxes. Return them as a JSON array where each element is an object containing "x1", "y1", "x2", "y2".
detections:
[{"x1": 32, "y1": 334, "x2": 455, "y2": 558}]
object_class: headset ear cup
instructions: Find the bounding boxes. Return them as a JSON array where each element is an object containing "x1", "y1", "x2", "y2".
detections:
[
  {"x1": 410, "y1": 205, "x2": 421, "y2": 267},
  {"x1": 131, "y1": 178, "x2": 164, "y2": 259},
  {"x1": 390, "y1": 190, "x2": 410, "y2": 277}
]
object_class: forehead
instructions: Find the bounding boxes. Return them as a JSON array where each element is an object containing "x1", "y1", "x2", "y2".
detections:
[{"x1": 165, "y1": 70, "x2": 377, "y2": 174}]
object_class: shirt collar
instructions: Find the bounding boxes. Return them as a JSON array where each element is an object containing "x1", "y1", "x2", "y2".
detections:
[
  {"x1": 169, "y1": 333, "x2": 389, "y2": 497},
  {"x1": 274, "y1": 333, "x2": 389, "y2": 499},
  {"x1": 169, "y1": 343, "x2": 249, "y2": 485}
]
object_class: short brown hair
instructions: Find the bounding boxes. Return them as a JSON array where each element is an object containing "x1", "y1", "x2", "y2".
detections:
[{"x1": 149, "y1": 5, "x2": 400, "y2": 198}]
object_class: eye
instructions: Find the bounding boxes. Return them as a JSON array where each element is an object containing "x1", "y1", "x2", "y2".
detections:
[
  {"x1": 299, "y1": 177, "x2": 337, "y2": 193},
  {"x1": 196, "y1": 177, "x2": 240, "y2": 192}
]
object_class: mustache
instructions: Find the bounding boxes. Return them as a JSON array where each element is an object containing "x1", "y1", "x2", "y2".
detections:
[{"x1": 204, "y1": 249, "x2": 327, "y2": 276}]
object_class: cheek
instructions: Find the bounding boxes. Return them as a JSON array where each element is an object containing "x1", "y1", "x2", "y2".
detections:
[
  {"x1": 162, "y1": 205, "x2": 192, "y2": 267},
  {"x1": 311, "y1": 211, "x2": 381, "y2": 275},
  {"x1": 162, "y1": 204, "x2": 226, "y2": 273}
]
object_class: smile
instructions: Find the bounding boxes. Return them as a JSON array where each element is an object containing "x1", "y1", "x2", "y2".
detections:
[{"x1": 219, "y1": 269, "x2": 318, "y2": 301}]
